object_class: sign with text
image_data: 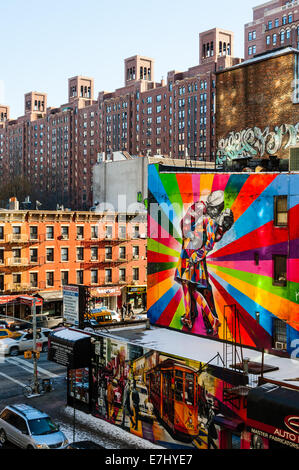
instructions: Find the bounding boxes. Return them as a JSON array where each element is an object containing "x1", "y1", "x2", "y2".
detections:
[{"x1": 63, "y1": 285, "x2": 79, "y2": 326}]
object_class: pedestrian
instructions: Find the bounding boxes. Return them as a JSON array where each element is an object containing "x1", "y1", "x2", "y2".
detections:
[
  {"x1": 121, "y1": 380, "x2": 132, "y2": 428},
  {"x1": 122, "y1": 303, "x2": 127, "y2": 320},
  {"x1": 131, "y1": 380, "x2": 140, "y2": 430},
  {"x1": 127, "y1": 303, "x2": 133, "y2": 318}
]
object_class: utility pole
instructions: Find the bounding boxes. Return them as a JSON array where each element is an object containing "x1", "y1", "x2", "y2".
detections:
[{"x1": 32, "y1": 298, "x2": 39, "y2": 394}]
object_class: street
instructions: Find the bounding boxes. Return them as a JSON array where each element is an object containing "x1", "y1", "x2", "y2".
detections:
[{"x1": 0, "y1": 352, "x2": 162, "y2": 450}]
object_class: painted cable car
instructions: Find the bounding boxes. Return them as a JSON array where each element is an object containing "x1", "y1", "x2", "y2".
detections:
[{"x1": 146, "y1": 358, "x2": 199, "y2": 442}]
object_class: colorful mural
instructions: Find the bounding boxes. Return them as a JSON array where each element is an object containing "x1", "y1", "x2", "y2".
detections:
[
  {"x1": 147, "y1": 164, "x2": 299, "y2": 354},
  {"x1": 90, "y1": 336, "x2": 247, "y2": 449}
]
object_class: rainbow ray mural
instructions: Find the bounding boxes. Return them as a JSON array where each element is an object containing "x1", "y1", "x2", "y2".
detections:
[{"x1": 147, "y1": 164, "x2": 299, "y2": 354}]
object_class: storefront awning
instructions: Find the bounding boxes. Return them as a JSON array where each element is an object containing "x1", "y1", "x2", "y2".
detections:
[
  {"x1": 0, "y1": 295, "x2": 43, "y2": 307},
  {"x1": 214, "y1": 415, "x2": 244, "y2": 432},
  {"x1": 247, "y1": 383, "x2": 299, "y2": 448},
  {"x1": 48, "y1": 328, "x2": 91, "y2": 368},
  {"x1": 35, "y1": 291, "x2": 63, "y2": 302}
]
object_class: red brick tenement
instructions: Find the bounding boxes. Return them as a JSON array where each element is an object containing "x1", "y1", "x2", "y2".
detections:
[
  {"x1": 245, "y1": 0, "x2": 299, "y2": 60},
  {"x1": 0, "y1": 207, "x2": 147, "y2": 311},
  {"x1": 215, "y1": 48, "x2": 299, "y2": 163},
  {"x1": 0, "y1": 29, "x2": 242, "y2": 210}
]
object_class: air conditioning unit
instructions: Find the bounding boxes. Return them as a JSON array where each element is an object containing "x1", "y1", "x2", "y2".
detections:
[{"x1": 275, "y1": 341, "x2": 287, "y2": 350}]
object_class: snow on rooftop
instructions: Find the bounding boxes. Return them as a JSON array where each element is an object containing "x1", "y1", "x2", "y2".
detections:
[
  {"x1": 53, "y1": 328, "x2": 89, "y2": 342},
  {"x1": 100, "y1": 325, "x2": 299, "y2": 387}
]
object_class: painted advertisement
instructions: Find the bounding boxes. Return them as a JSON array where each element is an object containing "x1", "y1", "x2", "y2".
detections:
[
  {"x1": 90, "y1": 336, "x2": 247, "y2": 449},
  {"x1": 147, "y1": 165, "x2": 299, "y2": 354}
]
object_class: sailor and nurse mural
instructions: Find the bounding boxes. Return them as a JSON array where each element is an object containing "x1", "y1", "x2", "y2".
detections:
[{"x1": 147, "y1": 164, "x2": 299, "y2": 354}]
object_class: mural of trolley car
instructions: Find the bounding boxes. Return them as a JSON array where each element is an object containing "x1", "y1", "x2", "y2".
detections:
[{"x1": 145, "y1": 358, "x2": 199, "y2": 442}]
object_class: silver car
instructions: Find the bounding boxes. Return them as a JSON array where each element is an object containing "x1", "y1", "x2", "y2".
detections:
[{"x1": 0, "y1": 404, "x2": 68, "y2": 449}]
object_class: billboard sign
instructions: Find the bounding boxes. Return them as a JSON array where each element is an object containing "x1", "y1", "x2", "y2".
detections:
[{"x1": 63, "y1": 285, "x2": 79, "y2": 326}]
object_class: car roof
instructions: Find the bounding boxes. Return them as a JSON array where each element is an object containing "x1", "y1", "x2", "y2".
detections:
[{"x1": 8, "y1": 404, "x2": 48, "y2": 420}]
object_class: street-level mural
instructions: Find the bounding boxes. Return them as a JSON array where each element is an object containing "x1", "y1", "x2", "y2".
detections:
[
  {"x1": 147, "y1": 164, "x2": 299, "y2": 355},
  {"x1": 90, "y1": 336, "x2": 248, "y2": 449}
]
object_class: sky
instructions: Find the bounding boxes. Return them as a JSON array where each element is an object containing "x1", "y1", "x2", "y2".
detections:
[{"x1": 1, "y1": 0, "x2": 260, "y2": 118}]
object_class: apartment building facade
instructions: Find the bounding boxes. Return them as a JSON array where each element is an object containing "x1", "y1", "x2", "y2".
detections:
[
  {"x1": 0, "y1": 29, "x2": 242, "y2": 211},
  {"x1": 0, "y1": 205, "x2": 147, "y2": 311},
  {"x1": 245, "y1": 0, "x2": 299, "y2": 59}
]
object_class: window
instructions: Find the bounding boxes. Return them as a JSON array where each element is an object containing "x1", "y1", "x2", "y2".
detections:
[
  {"x1": 46, "y1": 271, "x2": 54, "y2": 287},
  {"x1": 61, "y1": 248, "x2": 69, "y2": 262},
  {"x1": 13, "y1": 273, "x2": 21, "y2": 285},
  {"x1": 76, "y1": 270, "x2": 84, "y2": 284},
  {"x1": 0, "y1": 227, "x2": 3, "y2": 240},
  {"x1": 0, "y1": 249, "x2": 4, "y2": 264},
  {"x1": 46, "y1": 248, "x2": 54, "y2": 262},
  {"x1": 119, "y1": 225, "x2": 126, "y2": 239},
  {"x1": 274, "y1": 195, "x2": 288, "y2": 226},
  {"x1": 61, "y1": 271, "x2": 69, "y2": 286},
  {"x1": 90, "y1": 269, "x2": 98, "y2": 284},
  {"x1": 248, "y1": 31, "x2": 252, "y2": 41},
  {"x1": 268, "y1": 20, "x2": 272, "y2": 30},
  {"x1": 119, "y1": 246, "x2": 126, "y2": 259},
  {"x1": 273, "y1": 33, "x2": 277, "y2": 45},
  {"x1": 275, "y1": 18, "x2": 279, "y2": 28},
  {"x1": 30, "y1": 248, "x2": 38, "y2": 263},
  {"x1": 133, "y1": 246, "x2": 139, "y2": 259},
  {"x1": 76, "y1": 247, "x2": 84, "y2": 261},
  {"x1": 133, "y1": 226, "x2": 140, "y2": 238},
  {"x1": 30, "y1": 226, "x2": 38, "y2": 240},
  {"x1": 91, "y1": 246, "x2": 98, "y2": 261},
  {"x1": 281, "y1": 31, "x2": 285, "y2": 43},
  {"x1": 286, "y1": 29, "x2": 291, "y2": 39},
  {"x1": 248, "y1": 46, "x2": 252, "y2": 55},
  {"x1": 133, "y1": 267, "x2": 139, "y2": 281},
  {"x1": 273, "y1": 318, "x2": 287, "y2": 348},
  {"x1": 76, "y1": 226, "x2": 84, "y2": 239},
  {"x1": 273, "y1": 255, "x2": 287, "y2": 286},
  {"x1": 30, "y1": 272, "x2": 38, "y2": 288},
  {"x1": 105, "y1": 246, "x2": 112, "y2": 260},
  {"x1": 105, "y1": 269, "x2": 112, "y2": 283},
  {"x1": 46, "y1": 226, "x2": 54, "y2": 240},
  {"x1": 91, "y1": 225, "x2": 98, "y2": 239},
  {"x1": 61, "y1": 226, "x2": 69, "y2": 239},
  {"x1": 266, "y1": 35, "x2": 271, "y2": 45},
  {"x1": 119, "y1": 268, "x2": 126, "y2": 282},
  {"x1": 105, "y1": 226, "x2": 113, "y2": 239},
  {"x1": 288, "y1": 14, "x2": 293, "y2": 24},
  {"x1": 282, "y1": 15, "x2": 287, "y2": 25}
]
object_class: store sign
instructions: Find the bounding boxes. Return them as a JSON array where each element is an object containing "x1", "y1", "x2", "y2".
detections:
[
  {"x1": 63, "y1": 285, "x2": 79, "y2": 326},
  {"x1": 90, "y1": 287, "x2": 122, "y2": 297},
  {"x1": 127, "y1": 286, "x2": 146, "y2": 294},
  {"x1": 248, "y1": 418, "x2": 299, "y2": 449}
]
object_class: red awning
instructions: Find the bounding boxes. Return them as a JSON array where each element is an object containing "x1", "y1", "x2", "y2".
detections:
[{"x1": 0, "y1": 295, "x2": 43, "y2": 307}]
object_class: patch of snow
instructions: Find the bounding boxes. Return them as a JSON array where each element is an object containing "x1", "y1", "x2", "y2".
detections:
[
  {"x1": 63, "y1": 406, "x2": 164, "y2": 449},
  {"x1": 52, "y1": 328, "x2": 88, "y2": 342}
]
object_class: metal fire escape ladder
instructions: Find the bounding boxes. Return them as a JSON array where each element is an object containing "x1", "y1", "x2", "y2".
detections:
[{"x1": 222, "y1": 304, "x2": 247, "y2": 409}]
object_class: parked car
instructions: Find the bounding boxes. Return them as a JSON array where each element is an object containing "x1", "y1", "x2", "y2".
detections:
[
  {"x1": 0, "y1": 404, "x2": 68, "y2": 449},
  {"x1": 66, "y1": 440, "x2": 104, "y2": 449},
  {"x1": 0, "y1": 328, "x2": 21, "y2": 340},
  {"x1": 25, "y1": 313, "x2": 64, "y2": 329},
  {"x1": 0, "y1": 329, "x2": 51, "y2": 356},
  {"x1": 8, "y1": 320, "x2": 32, "y2": 332}
]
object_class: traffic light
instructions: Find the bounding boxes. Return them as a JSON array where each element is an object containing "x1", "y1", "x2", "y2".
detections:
[{"x1": 24, "y1": 351, "x2": 32, "y2": 359}]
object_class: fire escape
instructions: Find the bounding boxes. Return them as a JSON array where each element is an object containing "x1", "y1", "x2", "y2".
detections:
[{"x1": 222, "y1": 304, "x2": 249, "y2": 410}]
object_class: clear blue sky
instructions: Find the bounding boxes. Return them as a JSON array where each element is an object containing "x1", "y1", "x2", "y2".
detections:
[{"x1": 1, "y1": 0, "x2": 259, "y2": 118}]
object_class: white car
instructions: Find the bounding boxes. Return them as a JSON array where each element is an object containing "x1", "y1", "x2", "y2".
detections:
[{"x1": 0, "y1": 329, "x2": 51, "y2": 357}]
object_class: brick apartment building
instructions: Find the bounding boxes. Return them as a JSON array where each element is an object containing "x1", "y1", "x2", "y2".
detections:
[
  {"x1": 0, "y1": 199, "x2": 147, "y2": 312},
  {"x1": 0, "y1": 29, "x2": 242, "y2": 210},
  {"x1": 216, "y1": 46, "x2": 299, "y2": 164},
  {"x1": 245, "y1": 0, "x2": 299, "y2": 60}
]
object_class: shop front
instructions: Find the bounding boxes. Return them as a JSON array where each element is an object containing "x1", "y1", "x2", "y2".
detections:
[
  {"x1": 90, "y1": 286, "x2": 123, "y2": 311},
  {"x1": 126, "y1": 285, "x2": 147, "y2": 310},
  {"x1": 246, "y1": 383, "x2": 299, "y2": 449}
]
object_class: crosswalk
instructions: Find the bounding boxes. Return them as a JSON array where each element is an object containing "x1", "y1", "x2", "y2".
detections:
[{"x1": 4, "y1": 356, "x2": 59, "y2": 379}]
